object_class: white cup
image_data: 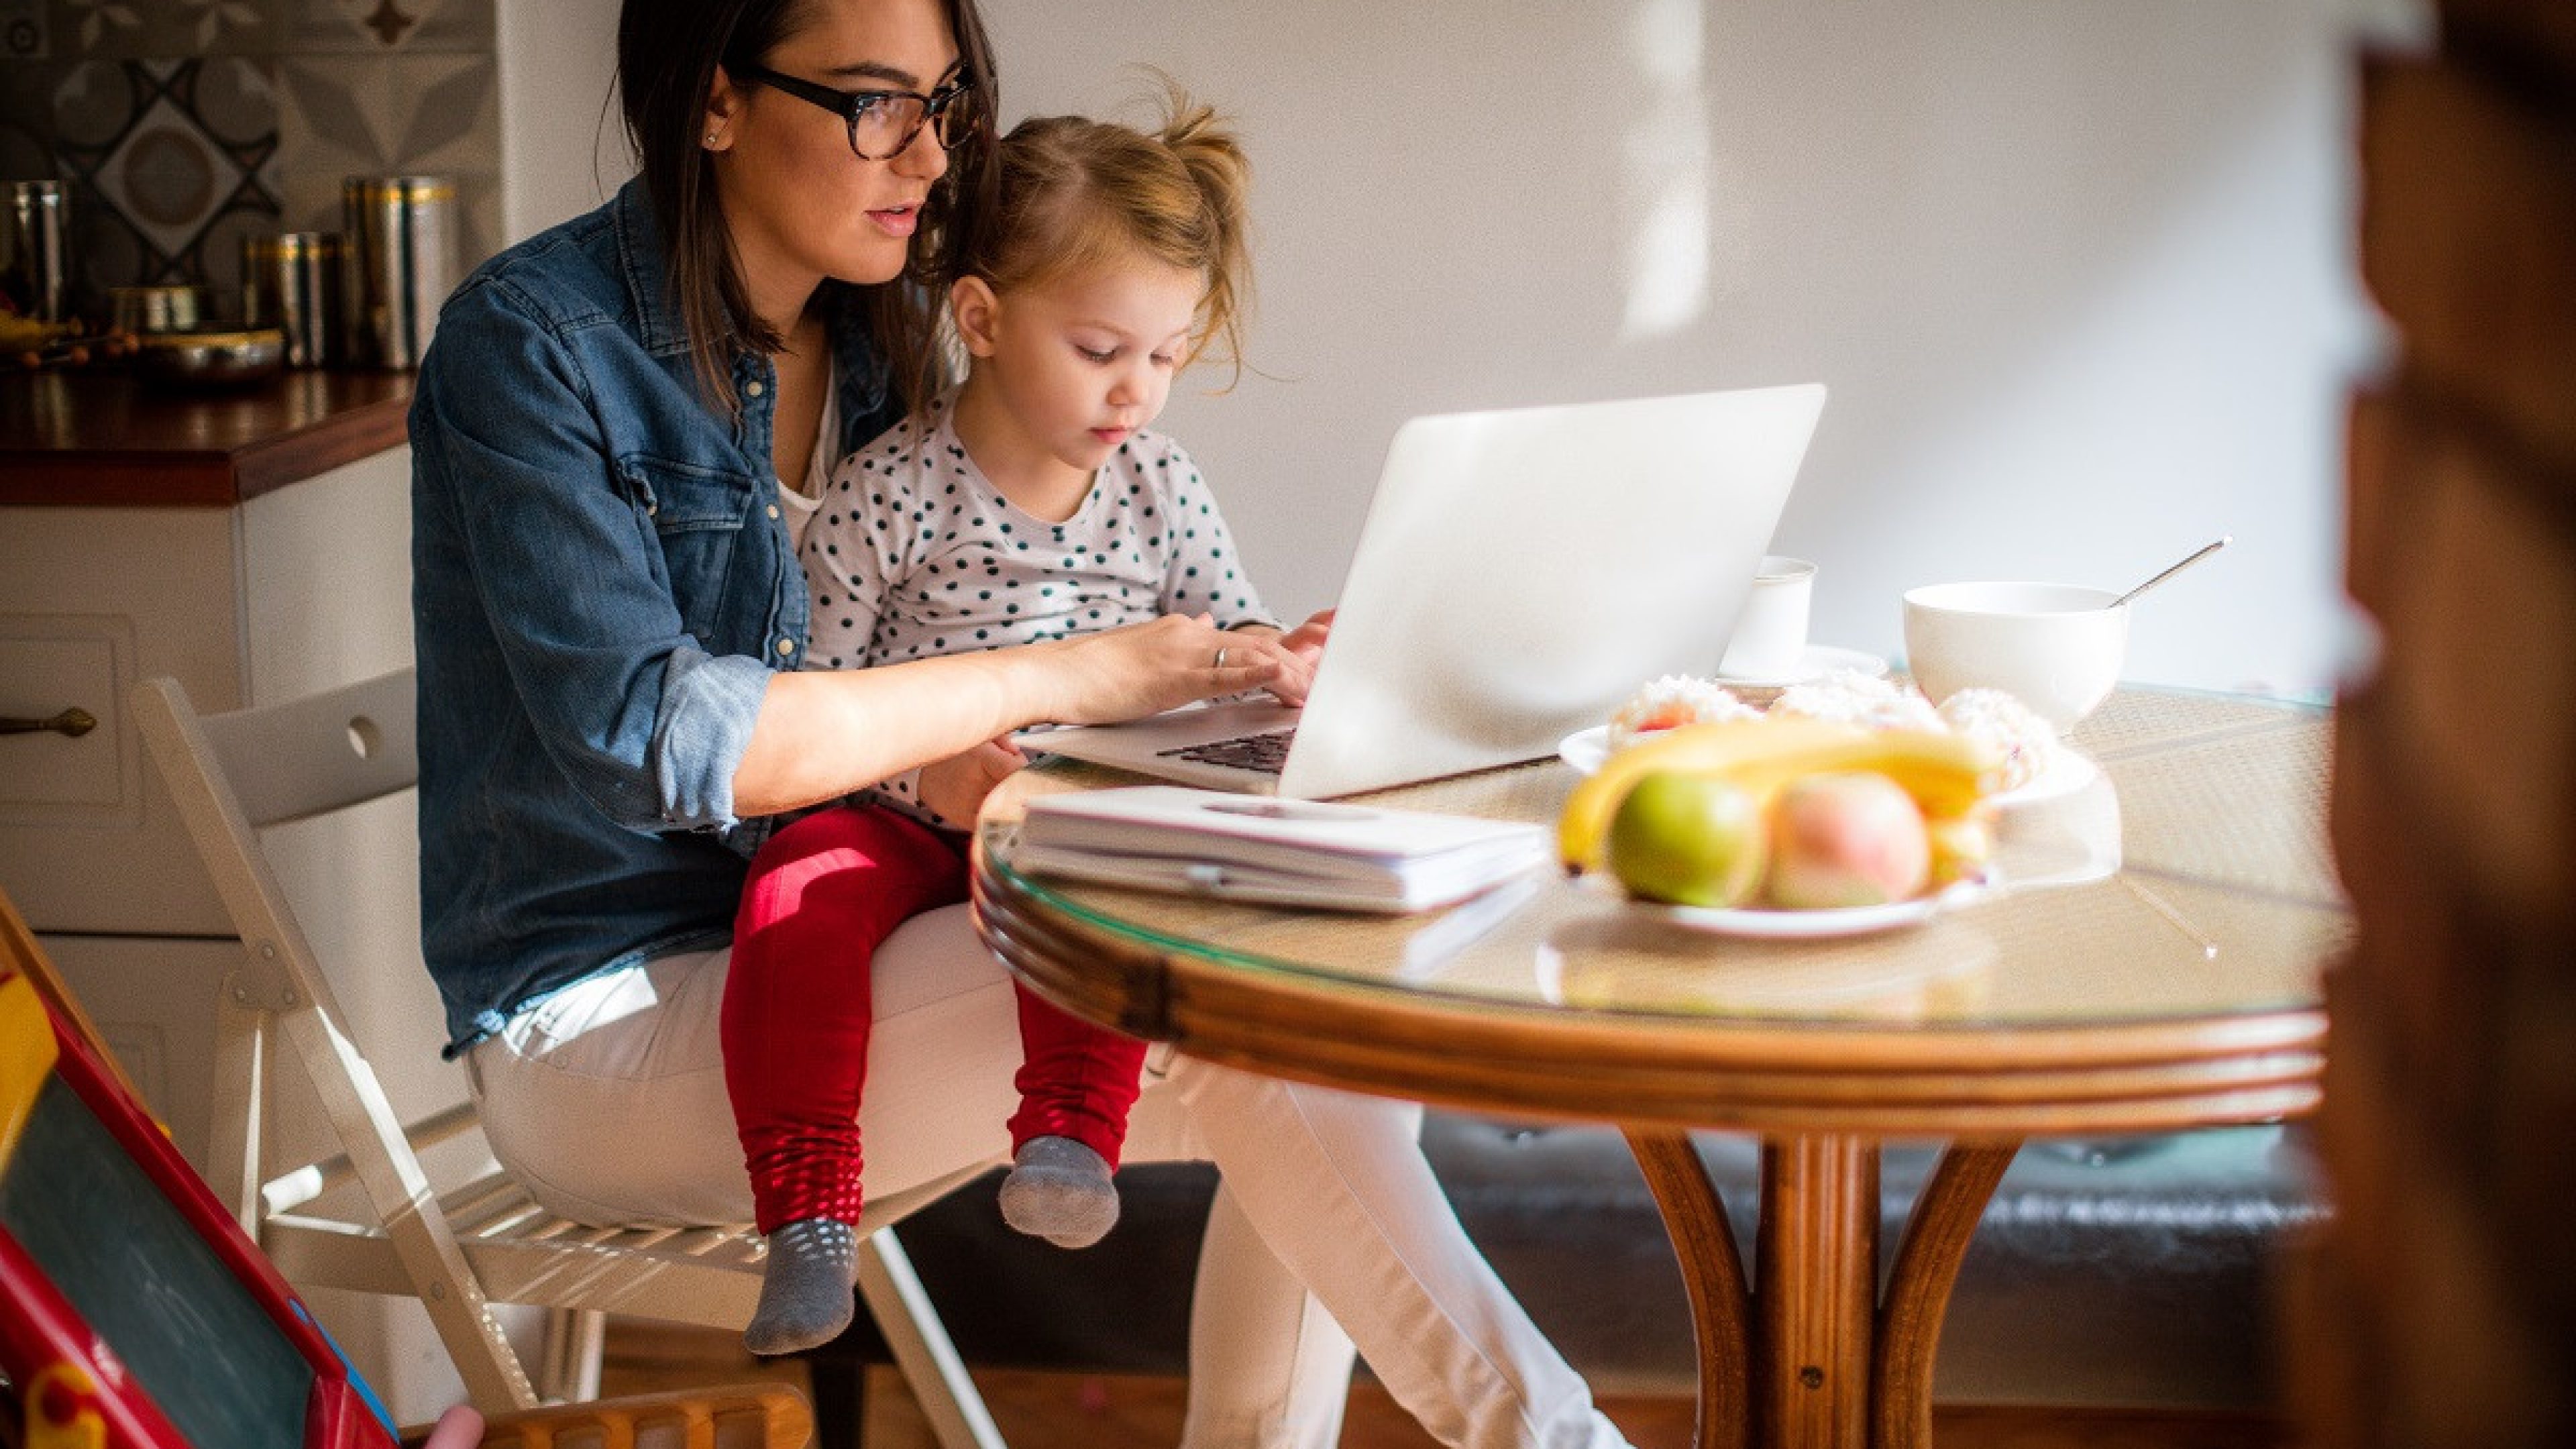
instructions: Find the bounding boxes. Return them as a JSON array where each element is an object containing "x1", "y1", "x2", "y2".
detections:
[{"x1": 1719, "y1": 555, "x2": 1816, "y2": 680}]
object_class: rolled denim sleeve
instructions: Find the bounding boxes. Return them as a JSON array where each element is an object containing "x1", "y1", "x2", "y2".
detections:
[{"x1": 652, "y1": 645, "x2": 771, "y2": 830}]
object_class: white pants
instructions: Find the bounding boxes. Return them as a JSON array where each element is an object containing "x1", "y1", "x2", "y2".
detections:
[{"x1": 467, "y1": 903, "x2": 1630, "y2": 1449}]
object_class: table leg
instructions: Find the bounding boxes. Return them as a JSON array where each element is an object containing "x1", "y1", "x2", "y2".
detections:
[
  {"x1": 1756, "y1": 1135, "x2": 1880, "y2": 1449},
  {"x1": 1624, "y1": 1129, "x2": 1753, "y2": 1449},
  {"x1": 1870, "y1": 1140, "x2": 2021, "y2": 1449}
]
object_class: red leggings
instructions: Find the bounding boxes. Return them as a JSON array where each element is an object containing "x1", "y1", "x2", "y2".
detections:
[{"x1": 722, "y1": 804, "x2": 1147, "y2": 1235}]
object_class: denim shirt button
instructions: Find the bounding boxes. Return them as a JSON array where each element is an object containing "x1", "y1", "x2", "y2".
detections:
[
  {"x1": 745, "y1": 380, "x2": 765, "y2": 398},
  {"x1": 776, "y1": 638, "x2": 796, "y2": 656},
  {"x1": 765, "y1": 503, "x2": 780, "y2": 519}
]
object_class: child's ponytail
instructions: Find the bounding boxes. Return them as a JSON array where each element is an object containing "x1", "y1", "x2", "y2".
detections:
[{"x1": 1155, "y1": 87, "x2": 1254, "y2": 382}]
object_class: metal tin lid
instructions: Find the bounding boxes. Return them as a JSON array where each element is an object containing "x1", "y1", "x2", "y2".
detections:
[{"x1": 344, "y1": 176, "x2": 456, "y2": 203}]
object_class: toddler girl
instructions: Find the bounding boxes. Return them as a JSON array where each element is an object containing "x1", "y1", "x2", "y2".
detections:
[{"x1": 725, "y1": 87, "x2": 1328, "y2": 1354}]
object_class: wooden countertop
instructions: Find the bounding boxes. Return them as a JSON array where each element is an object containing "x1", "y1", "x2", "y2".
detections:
[{"x1": 0, "y1": 368, "x2": 415, "y2": 508}]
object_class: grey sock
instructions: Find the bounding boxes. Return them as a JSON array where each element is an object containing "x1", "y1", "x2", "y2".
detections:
[
  {"x1": 743, "y1": 1216, "x2": 859, "y2": 1355},
  {"x1": 998, "y1": 1135, "x2": 1120, "y2": 1249}
]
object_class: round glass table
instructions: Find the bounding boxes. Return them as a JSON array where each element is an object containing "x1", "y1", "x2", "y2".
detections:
[{"x1": 973, "y1": 688, "x2": 2342, "y2": 1449}]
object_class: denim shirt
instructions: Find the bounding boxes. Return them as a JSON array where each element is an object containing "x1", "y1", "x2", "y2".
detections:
[{"x1": 410, "y1": 178, "x2": 906, "y2": 1056}]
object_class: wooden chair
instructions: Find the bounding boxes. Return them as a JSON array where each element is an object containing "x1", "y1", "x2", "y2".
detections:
[{"x1": 130, "y1": 668, "x2": 1004, "y2": 1448}]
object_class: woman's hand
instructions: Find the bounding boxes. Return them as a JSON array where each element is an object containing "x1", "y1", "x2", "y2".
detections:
[
  {"x1": 1035, "y1": 614, "x2": 1289, "y2": 724},
  {"x1": 918, "y1": 736, "x2": 1028, "y2": 826}
]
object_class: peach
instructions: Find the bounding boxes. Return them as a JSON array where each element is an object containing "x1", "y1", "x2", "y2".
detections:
[{"x1": 1762, "y1": 771, "x2": 1933, "y2": 909}]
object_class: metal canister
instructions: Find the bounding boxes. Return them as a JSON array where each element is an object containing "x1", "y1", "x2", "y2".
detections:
[
  {"x1": 3, "y1": 180, "x2": 68, "y2": 323},
  {"x1": 343, "y1": 175, "x2": 456, "y2": 369},
  {"x1": 107, "y1": 284, "x2": 201, "y2": 336},
  {"x1": 244, "y1": 231, "x2": 345, "y2": 368}
]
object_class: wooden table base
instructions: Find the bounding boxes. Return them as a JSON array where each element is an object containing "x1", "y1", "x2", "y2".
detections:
[{"x1": 1625, "y1": 1131, "x2": 2025, "y2": 1449}]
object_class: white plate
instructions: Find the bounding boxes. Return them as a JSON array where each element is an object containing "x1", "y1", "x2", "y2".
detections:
[
  {"x1": 1637, "y1": 880, "x2": 1992, "y2": 938},
  {"x1": 1558, "y1": 725, "x2": 1615, "y2": 774},
  {"x1": 1714, "y1": 644, "x2": 1890, "y2": 690}
]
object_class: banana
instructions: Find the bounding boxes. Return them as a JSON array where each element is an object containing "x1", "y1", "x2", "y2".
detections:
[{"x1": 1558, "y1": 716, "x2": 2001, "y2": 872}]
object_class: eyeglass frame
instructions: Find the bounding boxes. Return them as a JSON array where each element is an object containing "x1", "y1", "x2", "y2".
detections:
[{"x1": 726, "y1": 60, "x2": 980, "y2": 160}]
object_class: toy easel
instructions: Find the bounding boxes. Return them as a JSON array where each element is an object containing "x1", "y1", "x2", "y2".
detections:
[{"x1": 0, "y1": 890, "x2": 809, "y2": 1449}]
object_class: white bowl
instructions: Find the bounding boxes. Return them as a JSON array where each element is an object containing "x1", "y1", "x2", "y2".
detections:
[{"x1": 1901, "y1": 581, "x2": 2127, "y2": 733}]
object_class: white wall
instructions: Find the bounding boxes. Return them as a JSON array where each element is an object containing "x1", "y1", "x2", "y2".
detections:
[
  {"x1": 503, "y1": 0, "x2": 2406, "y2": 696},
  {"x1": 496, "y1": 0, "x2": 624, "y2": 242},
  {"x1": 988, "y1": 0, "x2": 2396, "y2": 696}
]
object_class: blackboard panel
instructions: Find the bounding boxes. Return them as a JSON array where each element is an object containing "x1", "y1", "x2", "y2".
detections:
[{"x1": 0, "y1": 1075, "x2": 313, "y2": 1449}]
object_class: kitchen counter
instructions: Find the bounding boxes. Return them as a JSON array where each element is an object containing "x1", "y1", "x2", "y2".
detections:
[{"x1": 0, "y1": 368, "x2": 414, "y2": 508}]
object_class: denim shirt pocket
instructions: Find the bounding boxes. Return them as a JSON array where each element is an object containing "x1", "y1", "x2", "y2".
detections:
[{"x1": 620, "y1": 452, "x2": 761, "y2": 641}]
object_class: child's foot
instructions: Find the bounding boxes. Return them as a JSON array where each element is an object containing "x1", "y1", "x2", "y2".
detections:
[
  {"x1": 744, "y1": 1216, "x2": 861, "y2": 1355},
  {"x1": 998, "y1": 1135, "x2": 1120, "y2": 1248}
]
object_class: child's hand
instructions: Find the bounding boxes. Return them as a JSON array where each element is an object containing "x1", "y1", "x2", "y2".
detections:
[
  {"x1": 918, "y1": 735, "x2": 1028, "y2": 826},
  {"x1": 1278, "y1": 608, "x2": 1334, "y2": 667},
  {"x1": 1230, "y1": 627, "x2": 1319, "y2": 707}
]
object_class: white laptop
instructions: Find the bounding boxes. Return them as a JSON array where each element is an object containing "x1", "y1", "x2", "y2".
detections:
[{"x1": 1025, "y1": 384, "x2": 1827, "y2": 798}]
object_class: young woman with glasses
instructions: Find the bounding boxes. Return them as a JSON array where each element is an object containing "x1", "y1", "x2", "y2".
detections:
[{"x1": 408, "y1": 1, "x2": 1637, "y2": 1444}]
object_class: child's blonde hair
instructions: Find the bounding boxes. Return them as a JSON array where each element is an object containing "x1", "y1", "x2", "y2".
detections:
[{"x1": 959, "y1": 81, "x2": 1252, "y2": 380}]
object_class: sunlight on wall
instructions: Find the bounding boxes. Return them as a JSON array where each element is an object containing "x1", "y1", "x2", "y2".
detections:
[{"x1": 1618, "y1": 0, "x2": 1712, "y2": 341}]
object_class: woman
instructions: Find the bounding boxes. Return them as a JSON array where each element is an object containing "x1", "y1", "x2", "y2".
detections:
[{"x1": 409, "y1": 1, "x2": 1635, "y2": 1444}]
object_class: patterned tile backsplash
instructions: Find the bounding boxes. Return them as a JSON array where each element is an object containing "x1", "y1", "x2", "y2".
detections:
[{"x1": 1, "y1": 0, "x2": 495, "y2": 321}]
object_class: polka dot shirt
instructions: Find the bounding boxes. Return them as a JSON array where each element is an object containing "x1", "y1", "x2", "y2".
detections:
[{"x1": 801, "y1": 393, "x2": 1276, "y2": 820}]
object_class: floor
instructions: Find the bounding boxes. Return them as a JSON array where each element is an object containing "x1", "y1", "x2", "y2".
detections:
[{"x1": 598, "y1": 1321, "x2": 2290, "y2": 1449}]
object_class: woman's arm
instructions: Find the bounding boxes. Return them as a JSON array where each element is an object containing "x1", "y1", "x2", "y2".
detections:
[{"x1": 734, "y1": 614, "x2": 1289, "y2": 816}]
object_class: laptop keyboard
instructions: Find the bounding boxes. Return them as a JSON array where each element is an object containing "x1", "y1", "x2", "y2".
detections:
[{"x1": 1159, "y1": 728, "x2": 1297, "y2": 774}]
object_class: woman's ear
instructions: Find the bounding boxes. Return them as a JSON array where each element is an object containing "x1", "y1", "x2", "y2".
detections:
[
  {"x1": 950, "y1": 276, "x2": 1002, "y2": 358},
  {"x1": 703, "y1": 64, "x2": 741, "y2": 150}
]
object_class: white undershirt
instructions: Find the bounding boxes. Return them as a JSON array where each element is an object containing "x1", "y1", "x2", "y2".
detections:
[{"x1": 774, "y1": 371, "x2": 839, "y2": 552}]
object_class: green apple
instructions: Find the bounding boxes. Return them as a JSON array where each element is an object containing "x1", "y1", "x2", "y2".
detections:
[{"x1": 1607, "y1": 770, "x2": 1768, "y2": 908}]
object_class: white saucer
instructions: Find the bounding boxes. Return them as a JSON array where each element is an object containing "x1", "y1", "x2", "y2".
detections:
[
  {"x1": 1988, "y1": 747, "x2": 2101, "y2": 808},
  {"x1": 1714, "y1": 644, "x2": 1889, "y2": 690}
]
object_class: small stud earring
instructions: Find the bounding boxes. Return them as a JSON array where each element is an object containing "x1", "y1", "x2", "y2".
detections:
[{"x1": 704, "y1": 131, "x2": 720, "y2": 147}]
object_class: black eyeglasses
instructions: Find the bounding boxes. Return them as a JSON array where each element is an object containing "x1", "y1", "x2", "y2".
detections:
[{"x1": 730, "y1": 61, "x2": 979, "y2": 160}]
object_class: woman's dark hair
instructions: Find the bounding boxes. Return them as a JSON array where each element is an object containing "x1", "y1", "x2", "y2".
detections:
[{"x1": 616, "y1": 0, "x2": 1000, "y2": 412}]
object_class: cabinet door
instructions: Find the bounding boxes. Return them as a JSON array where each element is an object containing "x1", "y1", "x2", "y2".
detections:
[
  {"x1": 0, "y1": 447, "x2": 415, "y2": 936},
  {"x1": 0, "y1": 507, "x2": 240, "y2": 934}
]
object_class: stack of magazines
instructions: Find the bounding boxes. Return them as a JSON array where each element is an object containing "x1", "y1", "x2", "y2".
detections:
[{"x1": 1013, "y1": 786, "x2": 1552, "y2": 912}]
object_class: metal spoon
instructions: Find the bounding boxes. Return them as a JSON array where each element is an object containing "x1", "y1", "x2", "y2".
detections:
[{"x1": 2109, "y1": 535, "x2": 2231, "y2": 609}]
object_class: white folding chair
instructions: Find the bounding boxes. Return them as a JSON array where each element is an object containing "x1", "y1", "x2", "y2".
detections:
[{"x1": 133, "y1": 669, "x2": 1005, "y2": 1448}]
